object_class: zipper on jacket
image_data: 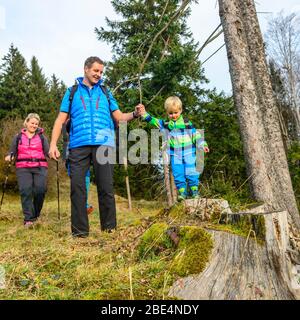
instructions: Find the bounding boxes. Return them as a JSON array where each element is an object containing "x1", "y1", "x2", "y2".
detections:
[{"x1": 89, "y1": 87, "x2": 95, "y2": 144}]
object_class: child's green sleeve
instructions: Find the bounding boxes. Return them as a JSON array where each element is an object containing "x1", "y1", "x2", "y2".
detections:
[{"x1": 141, "y1": 112, "x2": 165, "y2": 130}]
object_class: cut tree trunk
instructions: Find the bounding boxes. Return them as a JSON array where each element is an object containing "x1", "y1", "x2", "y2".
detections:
[
  {"x1": 169, "y1": 229, "x2": 298, "y2": 300},
  {"x1": 168, "y1": 199, "x2": 300, "y2": 299}
]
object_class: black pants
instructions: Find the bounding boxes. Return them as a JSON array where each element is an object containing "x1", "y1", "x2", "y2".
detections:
[
  {"x1": 16, "y1": 167, "x2": 48, "y2": 222},
  {"x1": 68, "y1": 146, "x2": 116, "y2": 237}
]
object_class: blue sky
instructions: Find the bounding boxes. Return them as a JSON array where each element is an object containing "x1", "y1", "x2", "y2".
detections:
[{"x1": 1, "y1": 0, "x2": 300, "y2": 94}]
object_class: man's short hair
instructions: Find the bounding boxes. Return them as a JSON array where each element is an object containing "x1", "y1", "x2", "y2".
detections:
[{"x1": 84, "y1": 56, "x2": 104, "y2": 69}]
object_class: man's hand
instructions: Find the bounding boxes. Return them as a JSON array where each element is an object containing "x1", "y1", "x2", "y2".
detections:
[
  {"x1": 49, "y1": 145, "x2": 60, "y2": 161},
  {"x1": 203, "y1": 146, "x2": 210, "y2": 153}
]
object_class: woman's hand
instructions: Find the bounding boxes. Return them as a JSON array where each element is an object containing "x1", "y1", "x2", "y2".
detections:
[{"x1": 4, "y1": 154, "x2": 14, "y2": 162}]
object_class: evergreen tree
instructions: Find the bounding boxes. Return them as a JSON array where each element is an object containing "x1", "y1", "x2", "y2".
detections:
[
  {"x1": 95, "y1": 0, "x2": 207, "y2": 199},
  {"x1": 189, "y1": 91, "x2": 246, "y2": 188},
  {"x1": 0, "y1": 44, "x2": 30, "y2": 119},
  {"x1": 27, "y1": 56, "x2": 51, "y2": 120},
  {"x1": 96, "y1": 0, "x2": 204, "y2": 113},
  {"x1": 269, "y1": 60, "x2": 297, "y2": 143},
  {"x1": 47, "y1": 74, "x2": 67, "y2": 132}
]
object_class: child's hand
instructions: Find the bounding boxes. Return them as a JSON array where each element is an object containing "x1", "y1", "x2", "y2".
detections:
[
  {"x1": 204, "y1": 146, "x2": 210, "y2": 153},
  {"x1": 135, "y1": 104, "x2": 146, "y2": 117}
]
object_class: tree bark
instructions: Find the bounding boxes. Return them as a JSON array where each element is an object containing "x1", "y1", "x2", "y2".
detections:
[
  {"x1": 218, "y1": 0, "x2": 300, "y2": 230},
  {"x1": 217, "y1": 0, "x2": 300, "y2": 298},
  {"x1": 168, "y1": 200, "x2": 300, "y2": 299}
]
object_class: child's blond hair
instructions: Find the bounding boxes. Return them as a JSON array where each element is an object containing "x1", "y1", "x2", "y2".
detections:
[
  {"x1": 164, "y1": 96, "x2": 182, "y2": 113},
  {"x1": 23, "y1": 113, "x2": 40, "y2": 127}
]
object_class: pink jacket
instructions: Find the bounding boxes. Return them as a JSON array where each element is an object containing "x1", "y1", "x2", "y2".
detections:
[{"x1": 16, "y1": 128, "x2": 48, "y2": 168}]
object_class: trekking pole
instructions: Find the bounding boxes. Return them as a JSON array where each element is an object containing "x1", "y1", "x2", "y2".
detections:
[
  {"x1": 0, "y1": 153, "x2": 13, "y2": 213},
  {"x1": 56, "y1": 160, "x2": 61, "y2": 220}
]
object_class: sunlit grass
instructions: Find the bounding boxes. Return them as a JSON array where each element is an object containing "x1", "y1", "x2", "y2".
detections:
[{"x1": 0, "y1": 182, "x2": 170, "y2": 300}]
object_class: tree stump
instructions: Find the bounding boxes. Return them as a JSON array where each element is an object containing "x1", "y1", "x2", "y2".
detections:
[{"x1": 168, "y1": 200, "x2": 300, "y2": 300}]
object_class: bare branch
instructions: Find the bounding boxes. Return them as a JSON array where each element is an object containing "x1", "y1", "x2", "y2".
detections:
[
  {"x1": 195, "y1": 23, "x2": 223, "y2": 60},
  {"x1": 148, "y1": 85, "x2": 166, "y2": 105},
  {"x1": 112, "y1": 76, "x2": 139, "y2": 93},
  {"x1": 202, "y1": 43, "x2": 225, "y2": 65},
  {"x1": 137, "y1": 0, "x2": 192, "y2": 103}
]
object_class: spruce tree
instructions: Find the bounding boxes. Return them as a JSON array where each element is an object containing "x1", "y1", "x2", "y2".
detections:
[
  {"x1": 27, "y1": 56, "x2": 51, "y2": 121},
  {"x1": 95, "y1": 0, "x2": 205, "y2": 114},
  {"x1": 47, "y1": 74, "x2": 67, "y2": 129},
  {"x1": 0, "y1": 44, "x2": 30, "y2": 119},
  {"x1": 95, "y1": 0, "x2": 207, "y2": 199}
]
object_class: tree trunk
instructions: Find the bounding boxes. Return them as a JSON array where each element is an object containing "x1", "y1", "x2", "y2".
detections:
[
  {"x1": 218, "y1": 0, "x2": 300, "y2": 230},
  {"x1": 168, "y1": 200, "x2": 300, "y2": 299},
  {"x1": 292, "y1": 108, "x2": 300, "y2": 140},
  {"x1": 216, "y1": 0, "x2": 300, "y2": 298}
]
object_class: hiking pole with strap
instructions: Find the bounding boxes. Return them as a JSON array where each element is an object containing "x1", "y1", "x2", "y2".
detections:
[
  {"x1": 56, "y1": 160, "x2": 61, "y2": 220},
  {"x1": 0, "y1": 153, "x2": 14, "y2": 213}
]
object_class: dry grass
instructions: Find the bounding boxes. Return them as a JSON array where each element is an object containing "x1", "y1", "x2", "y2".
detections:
[{"x1": 0, "y1": 181, "x2": 171, "y2": 300}]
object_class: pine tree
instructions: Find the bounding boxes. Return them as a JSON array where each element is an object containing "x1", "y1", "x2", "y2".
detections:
[
  {"x1": 49, "y1": 74, "x2": 66, "y2": 112},
  {"x1": 96, "y1": 0, "x2": 204, "y2": 113},
  {"x1": 27, "y1": 56, "x2": 51, "y2": 121},
  {"x1": 190, "y1": 91, "x2": 247, "y2": 188},
  {"x1": 47, "y1": 74, "x2": 67, "y2": 130},
  {"x1": 0, "y1": 44, "x2": 30, "y2": 119},
  {"x1": 95, "y1": 0, "x2": 207, "y2": 199}
]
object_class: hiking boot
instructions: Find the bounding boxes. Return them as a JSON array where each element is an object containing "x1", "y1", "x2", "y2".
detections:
[
  {"x1": 86, "y1": 205, "x2": 94, "y2": 215},
  {"x1": 103, "y1": 228, "x2": 116, "y2": 234},
  {"x1": 177, "y1": 194, "x2": 186, "y2": 202},
  {"x1": 24, "y1": 221, "x2": 34, "y2": 228},
  {"x1": 190, "y1": 186, "x2": 200, "y2": 199},
  {"x1": 191, "y1": 192, "x2": 200, "y2": 199},
  {"x1": 177, "y1": 188, "x2": 187, "y2": 202}
]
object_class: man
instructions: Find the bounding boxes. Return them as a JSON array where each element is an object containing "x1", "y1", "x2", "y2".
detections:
[{"x1": 49, "y1": 56, "x2": 143, "y2": 237}]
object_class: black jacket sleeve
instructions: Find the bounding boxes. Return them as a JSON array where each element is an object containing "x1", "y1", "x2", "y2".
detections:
[
  {"x1": 42, "y1": 135, "x2": 50, "y2": 158},
  {"x1": 7, "y1": 135, "x2": 18, "y2": 157}
]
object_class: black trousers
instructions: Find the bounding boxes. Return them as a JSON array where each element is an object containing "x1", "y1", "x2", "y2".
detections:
[
  {"x1": 16, "y1": 167, "x2": 48, "y2": 222},
  {"x1": 68, "y1": 146, "x2": 116, "y2": 237}
]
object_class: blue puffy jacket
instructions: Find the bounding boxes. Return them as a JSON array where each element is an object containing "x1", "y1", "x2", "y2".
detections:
[{"x1": 60, "y1": 77, "x2": 119, "y2": 149}]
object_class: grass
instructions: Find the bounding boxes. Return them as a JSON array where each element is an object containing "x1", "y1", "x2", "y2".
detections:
[
  {"x1": 0, "y1": 174, "x2": 258, "y2": 300},
  {"x1": 0, "y1": 178, "x2": 175, "y2": 300}
]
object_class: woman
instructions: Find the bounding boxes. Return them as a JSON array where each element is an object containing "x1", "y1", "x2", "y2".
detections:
[{"x1": 5, "y1": 113, "x2": 49, "y2": 227}]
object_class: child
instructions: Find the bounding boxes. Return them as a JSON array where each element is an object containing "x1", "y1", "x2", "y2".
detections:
[
  {"x1": 4, "y1": 113, "x2": 49, "y2": 226},
  {"x1": 140, "y1": 96, "x2": 209, "y2": 201},
  {"x1": 62, "y1": 120, "x2": 93, "y2": 215}
]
